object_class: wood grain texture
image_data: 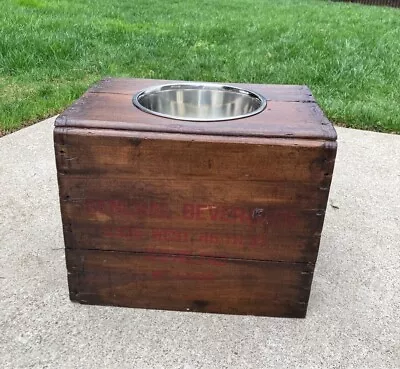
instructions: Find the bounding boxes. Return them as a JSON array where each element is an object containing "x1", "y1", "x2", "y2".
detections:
[
  {"x1": 54, "y1": 128, "x2": 336, "y2": 183},
  {"x1": 58, "y1": 176, "x2": 330, "y2": 209},
  {"x1": 55, "y1": 128, "x2": 335, "y2": 263},
  {"x1": 54, "y1": 79, "x2": 337, "y2": 317},
  {"x1": 63, "y1": 223, "x2": 321, "y2": 262},
  {"x1": 66, "y1": 249, "x2": 314, "y2": 317},
  {"x1": 54, "y1": 78, "x2": 336, "y2": 141}
]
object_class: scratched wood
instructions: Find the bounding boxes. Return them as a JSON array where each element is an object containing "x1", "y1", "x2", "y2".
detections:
[
  {"x1": 58, "y1": 176, "x2": 330, "y2": 209},
  {"x1": 54, "y1": 78, "x2": 336, "y2": 141},
  {"x1": 57, "y1": 172, "x2": 329, "y2": 262},
  {"x1": 63, "y1": 223, "x2": 321, "y2": 262},
  {"x1": 61, "y1": 199, "x2": 323, "y2": 229},
  {"x1": 54, "y1": 78, "x2": 337, "y2": 317},
  {"x1": 54, "y1": 129, "x2": 336, "y2": 183},
  {"x1": 66, "y1": 249, "x2": 314, "y2": 317},
  {"x1": 55, "y1": 130, "x2": 332, "y2": 262},
  {"x1": 60, "y1": 200, "x2": 324, "y2": 258}
]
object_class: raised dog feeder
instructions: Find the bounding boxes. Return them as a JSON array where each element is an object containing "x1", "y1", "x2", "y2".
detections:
[{"x1": 54, "y1": 78, "x2": 337, "y2": 318}]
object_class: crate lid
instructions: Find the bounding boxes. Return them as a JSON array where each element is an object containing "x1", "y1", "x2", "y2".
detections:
[{"x1": 55, "y1": 78, "x2": 337, "y2": 141}]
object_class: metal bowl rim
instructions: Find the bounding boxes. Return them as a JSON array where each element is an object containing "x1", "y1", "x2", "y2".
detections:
[{"x1": 132, "y1": 82, "x2": 267, "y2": 122}]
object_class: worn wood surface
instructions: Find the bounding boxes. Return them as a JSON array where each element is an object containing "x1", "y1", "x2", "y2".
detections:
[
  {"x1": 55, "y1": 78, "x2": 336, "y2": 141},
  {"x1": 54, "y1": 128, "x2": 336, "y2": 183},
  {"x1": 55, "y1": 128, "x2": 335, "y2": 263},
  {"x1": 67, "y1": 249, "x2": 314, "y2": 317},
  {"x1": 54, "y1": 78, "x2": 337, "y2": 317},
  {"x1": 63, "y1": 224, "x2": 321, "y2": 263}
]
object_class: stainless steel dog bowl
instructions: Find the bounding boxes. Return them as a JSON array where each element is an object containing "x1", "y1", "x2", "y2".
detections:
[{"x1": 132, "y1": 83, "x2": 267, "y2": 121}]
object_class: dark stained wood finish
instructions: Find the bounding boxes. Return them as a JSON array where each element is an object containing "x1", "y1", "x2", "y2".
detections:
[
  {"x1": 54, "y1": 78, "x2": 337, "y2": 317},
  {"x1": 55, "y1": 128, "x2": 334, "y2": 263},
  {"x1": 63, "y1": 224, "x2": 321, "y2": 263},
  {"x1": 59, "y1": 176, "x2": 330, "y2": 209},
  {"x1": 55, "y1": 78, "x2": 336, "y2": 141},
  {"x1": 67, "y1": 249, "x2": 314, "y2": 317},
  {"x1": 54, "y1": 128, "x2": 336, "y2": 183}
]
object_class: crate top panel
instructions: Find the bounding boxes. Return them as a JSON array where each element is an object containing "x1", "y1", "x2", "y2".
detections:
[{"x1": 55, "y1": 78, "x2": 337, "y2": 141}]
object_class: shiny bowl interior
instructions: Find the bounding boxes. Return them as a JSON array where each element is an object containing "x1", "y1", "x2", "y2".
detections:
[{"x1": 132, "y1": 83, "x2": 267, "y2": 121}]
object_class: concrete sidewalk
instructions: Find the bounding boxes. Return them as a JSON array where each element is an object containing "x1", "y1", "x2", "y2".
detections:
[{"x1": 0, "y1": 117, "x2": 399, "y2": 369}]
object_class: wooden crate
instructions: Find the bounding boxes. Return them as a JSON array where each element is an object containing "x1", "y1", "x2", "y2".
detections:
[{"x1": 54, "y1": 78, "x2": 337, "y2": 318}]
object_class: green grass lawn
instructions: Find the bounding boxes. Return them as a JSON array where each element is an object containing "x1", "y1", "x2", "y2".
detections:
[{"x1": 0, "y1": 0, "x2": 399, "y2": 135}]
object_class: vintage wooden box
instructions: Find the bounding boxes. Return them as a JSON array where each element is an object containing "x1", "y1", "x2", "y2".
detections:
[{"x1": 54, "y1": 78, "x2": 337, "y2": 318}]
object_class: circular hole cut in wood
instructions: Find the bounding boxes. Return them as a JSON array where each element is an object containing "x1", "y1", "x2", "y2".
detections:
[{"x1": 132, "y1": 83, "x2": 267, "y2": 122}]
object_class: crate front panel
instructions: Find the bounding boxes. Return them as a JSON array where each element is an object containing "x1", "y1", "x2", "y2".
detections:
[
  {"x1": 66, "y1": 249, "x2": 314, "y2": 317},
  {"x1": 55, "y1": 128, "x2": 335, "y2": 263}
]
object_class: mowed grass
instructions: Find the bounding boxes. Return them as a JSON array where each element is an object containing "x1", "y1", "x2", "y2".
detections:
[{"x1": 0, "y1": 0, "x2": 399, "y2": 135}]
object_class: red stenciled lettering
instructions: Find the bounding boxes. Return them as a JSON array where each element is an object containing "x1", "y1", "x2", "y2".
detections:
[
  {"x1": 195, "y1": 204, "x2": 207, "y2": 221},
  {"x1": 183, "y1": 204, "x2": 194, "y2": 219},
  {"x1": 151, "y1": 229, "x2": 189, "y2": 243},
  {"x1": 209, "y1": 206, "x2": 219, "y2": 221},
  {"x1": 128, "y1": 228, "x2": 144, "y2": 240},
  {"x1": 239, "y1": 208, "x2": 251, "y2": 224},
  {"x1": 87, "y1": 200, "x2": 270, "y2": 226},
  {"x1": 225, "y1": 208, "x2": 237, "y2": 223},
  {"x1": 196, "y1": 231, "x2": 268, "y2": 248},
  {"x1": 137, "y1": 229, "x2": 146, "y2": 239},
  {"x1": 149, "y1": 202, "x2": 169, "y2": 218},
  {"x1": 208, "y1": 233, "x2": 219, "y2": 244},
  {"x1": 172, "y1": 271, "x2": 216, "y2": 281},
  {"x1": 152, "y1": 270, "x2": 167, "y2": 278},
  {"x1": 169, "y1": 230, "x2": 178, "y2": 242},
  {"x1": 149, "y1": 202, "x2": 159, "y2": 217},
  {"x1": 109, "y1": 200, "x2": 124, "y2": 214},
  {"x1": 102, "y1": 226, "x2": 146, "y2": 240},
  {"x1": 218, "y1": 207, "x2": 229, "y2": 222},
  {"x1": 116, "y1": 227, "x2": 127, "y2": 238},
  {"x1": 181, "y1": 230, "x2": 190, "y2": 243},
  {"x1": 181, "y1": 203, "x2": 263, "y2": 224},
  {"x1": 233, "y1": 234, "x2": 244, "y2": 246},
  {"x1": 120, "y1": 227, "x2": 131, "y2": 238},
  {"x1": 197, "y1": 233, "x2": 208, "y2": 244},
  {"x1": 134, "y1": 201, "x2": 147, "y2": 217},
  {"x1": 102, "y1": 227, "x2": 115, "y2": 238},
  {"x1": 217, "y1": 207, "x2": 246, "y2": 224},
  {"x1": 225, "y1": 234, "x2": 235, "y2": 245},
  {"x1": 160, "y1": 203, "x2": 171, "y2": 218},
  {"x1": 163, "y1": 230, "x2": 175, "y2": 242},
  {"x1": 173, "y1": 230, "x2": 188, "y2": 242},
  {"x1": 151, "y1": 229, "x2": 165, "y2": 241},
  {"x1": 85, "y1": 199, "x2": 172, "y2": 219}
]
